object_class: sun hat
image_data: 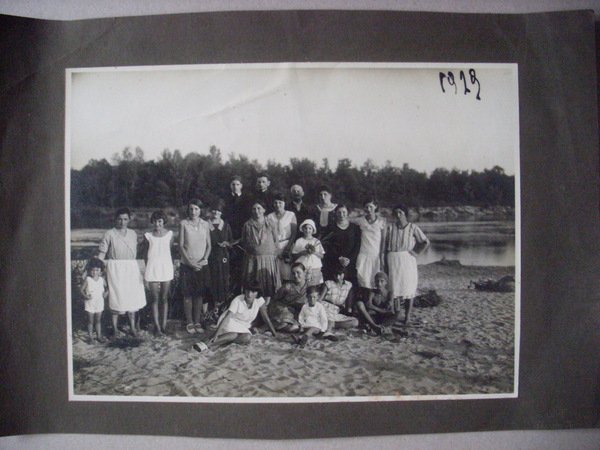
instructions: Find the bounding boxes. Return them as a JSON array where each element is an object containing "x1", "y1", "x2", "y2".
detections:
[{"x1": 299, "y1": 219, "x2": 317, "y2": 231}]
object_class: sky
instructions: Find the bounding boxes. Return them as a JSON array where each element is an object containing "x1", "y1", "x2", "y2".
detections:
[{"x1": 68, "y1": 63, "x2": 519, "y2": 175}]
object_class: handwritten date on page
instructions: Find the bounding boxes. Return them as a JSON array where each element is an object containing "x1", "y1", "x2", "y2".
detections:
[{"x1": 439, "y1": 69, "x2": 481, "y2": 100}]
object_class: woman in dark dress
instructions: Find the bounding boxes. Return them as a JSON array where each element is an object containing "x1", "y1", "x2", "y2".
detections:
[
  {"x1": 322, "y1": 204, "x2": 361, "y2": 286},
  {"x1": 208, "y1": 199, "x2": 233, "y2": 318}
]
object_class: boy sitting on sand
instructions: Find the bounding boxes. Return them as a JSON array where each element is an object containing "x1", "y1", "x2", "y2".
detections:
[
  {"x1": 355, "y1": 271, "x2": 400, "y2": 335},
  {"x1": 295, "y1": 285, "x2": 330, "y2": 347}
]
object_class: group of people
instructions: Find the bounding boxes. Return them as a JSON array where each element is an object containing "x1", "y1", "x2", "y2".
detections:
[{"x1": 79, "y1": 173, "x2": 430, "y2": 350}]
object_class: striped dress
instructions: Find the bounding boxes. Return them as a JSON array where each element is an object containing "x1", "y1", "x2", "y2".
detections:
[{"x1": 384, "y1": 222, "x2": 428, "y2": 299}]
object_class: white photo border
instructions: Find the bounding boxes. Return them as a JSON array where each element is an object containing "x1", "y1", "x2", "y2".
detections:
[{"x1": 65, "y1": 62, "x2": 521, "y2": 403}]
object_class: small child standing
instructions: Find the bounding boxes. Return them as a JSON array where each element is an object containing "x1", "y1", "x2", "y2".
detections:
[
  {"x1": 80, "y1": 257, "x2": 108, "y2": 343},
  {"x1": 296, "y1": 285, "x2": 329, "y2": 346},
  {"x1": 143, "y1": 210, "x2": 174, "y2": 336},
  {"x1": 292, "y1": 219, "x2": 325, "y2": 287}
]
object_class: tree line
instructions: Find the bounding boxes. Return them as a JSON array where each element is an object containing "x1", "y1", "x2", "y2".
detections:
[{"x1": 71, "y1": 145, "x2": 514, "y2": 211}]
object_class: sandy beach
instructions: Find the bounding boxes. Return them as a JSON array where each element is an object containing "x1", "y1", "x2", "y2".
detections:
[{"x1": 71, "y1": 261, "x2": 515, "y2": 398}]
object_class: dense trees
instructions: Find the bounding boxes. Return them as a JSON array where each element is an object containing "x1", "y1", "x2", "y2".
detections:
[{"x1": 71, "y1": 146, "x2": 514, "y2": 211}]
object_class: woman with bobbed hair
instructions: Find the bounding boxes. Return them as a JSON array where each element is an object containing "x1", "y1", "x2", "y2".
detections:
[
  {"x1": 179, "y1": 199, "x2": 212, "y2": 334},
  {"x1": 241, "y1": 200, "x2": 281, "y2": 305},
  {"x1": 322, "y1": 203, "x2": 361, "y2": 285},
  {"x1": 355, "y1": 198, "x2": 386, "y2": 293},
  {"x1": 383, "y1": 203, "x2": 430, "y2": 324},
  {"x1": 266, "y1": 192, "x2": 297, "y2": 281}
]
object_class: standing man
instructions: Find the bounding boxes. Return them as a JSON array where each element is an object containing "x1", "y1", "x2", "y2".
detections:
[
  {"x1": 224, "y1": 175, "x2": 250, "y2": 294},
  {"x1": 253, "y1": 173, "x2": 274, "y2": 215},
  {"x1": 289, "y1": 184, "x2": 314, "y2": 229}
]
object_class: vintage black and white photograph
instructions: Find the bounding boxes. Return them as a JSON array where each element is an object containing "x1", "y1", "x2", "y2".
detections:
[{"x1": 66, "y1": 63, "x2": 520, "y2": 401}]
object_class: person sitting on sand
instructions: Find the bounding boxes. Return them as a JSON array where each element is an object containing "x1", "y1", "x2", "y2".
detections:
[
  {"x1": 319, "y1": 266, "x2": 359, "y2": 338},
  {"x1": 193, "y1": 282, "x2": 278, "y2": 353},
  {"x1": 268, "y1": 262, "x2": 309, "y2": 332},
  {"x1": 383, "y1": 203, "x2": 430, "y2": 325},
  {"x1": 355, "y1": 271, "x2": 399, "y2": 334},
  {"x1": 295, "y1": 285, "x2": 330, "y2": 346},
  {"x1": 80, "y1": 257, "x2": 108, "y2": 343}
]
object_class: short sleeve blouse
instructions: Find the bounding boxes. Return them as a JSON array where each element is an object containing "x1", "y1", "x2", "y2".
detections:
[{"x1": 99, "y1": 228, "x2": 138, "y2": 260}]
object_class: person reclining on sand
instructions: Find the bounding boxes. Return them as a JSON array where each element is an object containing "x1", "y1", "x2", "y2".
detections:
[{"x1": 193, "y1": 282, "x2": 278, "y2": 353}]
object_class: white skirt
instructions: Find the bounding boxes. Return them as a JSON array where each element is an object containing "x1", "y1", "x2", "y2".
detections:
[
  {"x1": 106, "y1": 260, "x2": 147, "y2": 313},
  {"x1": 84, "y1": 296, "x2": 104, "y2": 314},
  {"x1": 356, "y1": 253, "x2": 381, "y2": 288},
  {"x1": 215, "y1": 313, "x2": 252, "y2": 336},
  {"x1": 387, "y1": 251, "x2": 418, "y2": 299},
  {"x1": 144, "y1": 257, "x2": 174, "y2": 282}
]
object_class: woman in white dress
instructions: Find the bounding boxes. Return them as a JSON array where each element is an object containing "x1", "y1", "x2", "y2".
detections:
[
  {"x1": 266, "y1": 192, "x2": 297, "y2": 281},
  {"x1": 98, "y1": 208, "x2": 147, "y2": 337},
  {"x1": 354, "y1": 199, "x2": 386, "y2": 294},
  {"x1": 383, "y1": 204, "x2": 429, "y2": 324},
  {"x1": 193, "y1": 281, "x2": 278, "y2": 352},
  {"x1": 142, "y1": 210, "x2": 174, "y2": 336}
]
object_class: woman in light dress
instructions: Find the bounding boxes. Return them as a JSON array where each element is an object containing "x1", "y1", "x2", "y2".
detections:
[
  {"x1": 354, "y1": 198, "x2": 386, "y2": 295},
  {"x1": 241, "y1": 200, "x2": 281, "y2": 305},
  {"x1": 266, "y1": 192, "x2": 297, "y2": 281},
  {"x1": 179, "y1": 199, "x2": 212, "y2": 334},
  {"x1": 193, "y1": 281, "x2": 278, "y2": 353},
  {"x1": 383, "y1": 203, "x2": 429, "y2": 324},
  {"x1": 98, "y1": 208, "x2": 147, "y2": 337}
]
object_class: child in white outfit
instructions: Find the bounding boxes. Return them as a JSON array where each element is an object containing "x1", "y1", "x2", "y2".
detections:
[
  {"x1": 143, "y1": 210, "x2": 174, "y2": 336},
  {"x1": 80, "y1": 257, "x2": 108, "y2": 343},
  {"x1": 296, "y1": 286, "x2": 328, "y2": 346},
  {"x1": 292, "y1": 219, "x2": 325, "y2": 286}
]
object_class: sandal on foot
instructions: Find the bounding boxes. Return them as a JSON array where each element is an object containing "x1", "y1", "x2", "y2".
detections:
[
  {"x1": 186, "y1": 323, "x2": 196, "y2": 334},
  {"x1": 193, "y1": 341, "x2": 209, "y2": 353},
  {"x1": 323, "y1": 332, "x2": 338, "y2": 342},
  {"x1": 298, "y1": 335, "x2": 309, "y2": 348},
  {"x1": 194, "y1": 323, "x2": 205, "y2": 333}
]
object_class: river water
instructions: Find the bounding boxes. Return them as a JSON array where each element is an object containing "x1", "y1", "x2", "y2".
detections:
[
  {"x1": 415, "y1": 220, "x2": 515, "y2": 267},
  {"x1": 70, "y1": 220, "x2": 515, "y2": 267}
]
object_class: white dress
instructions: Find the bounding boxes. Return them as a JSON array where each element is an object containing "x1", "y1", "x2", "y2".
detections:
[
  {"x1": 385, "y1": 222, "x2": 428, "y2": 299},
  {"x1": 215, "y1": 295, "x2": 266, "y2": 336},
  {"x1": 355, "y1": 216, "x2": 386, "y2": 288},
  {"x1": 292, "y1": 236, "x2": 325, "y2": 285},
  {"x1": 144, "y1": 231, "x2": 174, "y2": 282},
  {"x1": 267, "y1": 211, "x2": 297, "y2": 280},
  {"x1": 84, "y1": 276, "x2": 105, "y2": 314}
]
